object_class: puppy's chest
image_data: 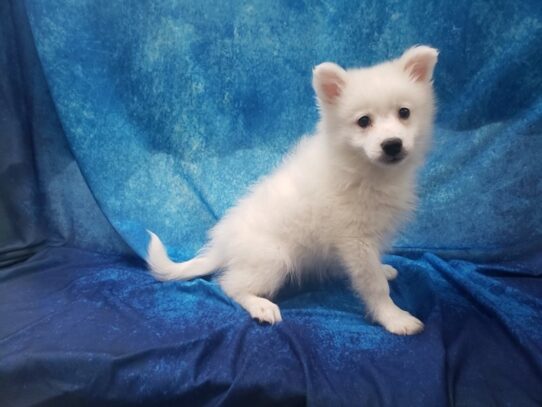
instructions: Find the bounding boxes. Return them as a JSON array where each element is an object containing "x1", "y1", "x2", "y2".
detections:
[{"x1": 327, "y1": 185, "x2": 413, "y2": 237}]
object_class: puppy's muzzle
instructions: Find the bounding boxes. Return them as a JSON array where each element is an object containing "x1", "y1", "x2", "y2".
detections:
[{"x1": 380, "y1": 138, "x2": 406, "y2": 163}]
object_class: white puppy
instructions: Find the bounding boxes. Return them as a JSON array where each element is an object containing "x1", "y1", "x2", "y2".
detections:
[{"x1": 148, "y1": 46, "x2": 438, "y2": 335}]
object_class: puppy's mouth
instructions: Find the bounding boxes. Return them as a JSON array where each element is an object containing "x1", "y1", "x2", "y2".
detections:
[{"x1": 379, "y1": 153, "x2": 407, "y2": 165}]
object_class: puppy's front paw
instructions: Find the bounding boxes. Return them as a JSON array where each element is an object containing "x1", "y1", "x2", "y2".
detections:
[
  {"x1": 244, "y1": 297, "x2": 283, "y2": 325},
  {"x1": 381, "y1": 311, "x2": 424, "y2": 335},
  {"x1": 382, "y1": 264, "x2": 398, "y2": 280}
]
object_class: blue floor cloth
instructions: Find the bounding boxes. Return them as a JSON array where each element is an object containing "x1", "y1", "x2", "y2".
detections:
[{"x1": 1, "y1": 248, "x2": 542, "y2": 406}]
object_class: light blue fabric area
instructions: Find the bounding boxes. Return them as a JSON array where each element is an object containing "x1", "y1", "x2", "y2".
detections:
[{"x1": 24, "y1": 0, "x2": 542, "y2": 260}]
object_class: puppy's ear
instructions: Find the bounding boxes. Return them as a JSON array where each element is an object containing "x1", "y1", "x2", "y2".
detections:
[
  {"x1": 400, "y1": 46, "x2": 439, "y2": 82},
  {"x1": 312, "y1": 62, "x2": 347, "y2": 105}
]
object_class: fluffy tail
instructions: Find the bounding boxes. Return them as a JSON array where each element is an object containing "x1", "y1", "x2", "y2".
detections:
[{"x1": 146, "y1": 230, "x2": 219, "y2": 281}]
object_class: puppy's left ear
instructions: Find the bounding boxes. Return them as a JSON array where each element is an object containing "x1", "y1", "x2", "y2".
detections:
[
  {"x1": 400, "y1": 46, "x2": 439, "y2": 82},
  {"x1": 312, "y1": 62, "x2": 347, "y2": 105}
]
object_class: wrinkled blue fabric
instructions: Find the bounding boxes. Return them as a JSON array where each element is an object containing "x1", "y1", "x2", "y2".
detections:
[
  {"x1": 1, "y1": 248, "x2": 541, "y2": 406},
  {"x1": 1, "y1": 0, "x2": 542, "y2": 406}
]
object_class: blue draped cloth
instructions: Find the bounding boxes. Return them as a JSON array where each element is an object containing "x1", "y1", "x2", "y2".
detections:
[{"x1": 1, "y1": 0, "x2": 541, "y2": 405}]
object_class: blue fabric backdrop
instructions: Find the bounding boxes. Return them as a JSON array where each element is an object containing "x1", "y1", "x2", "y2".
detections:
[
  {"x1": 1, "y1": 0, "x2": 541, "y2": 406},
  {"x1": 23, "y1": 0, "x2": 542, "y2": 261}
]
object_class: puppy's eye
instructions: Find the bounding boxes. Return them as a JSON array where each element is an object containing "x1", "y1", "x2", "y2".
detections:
[
  {"x1": 357, "y1": 115, "x2": 371, "y2": 128},
  {"x1": 398, "y1": 107, "x2": 410, "y2": 119}
]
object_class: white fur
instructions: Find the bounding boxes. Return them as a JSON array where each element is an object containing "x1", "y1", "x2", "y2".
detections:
[{"x1": 148, "y1": 46, "x2": 438, "y2": 335}]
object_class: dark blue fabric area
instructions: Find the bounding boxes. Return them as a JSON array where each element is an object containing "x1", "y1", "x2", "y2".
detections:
[
  {"x1": 0, "y1": 1, "x2": 132, "y2": 266},
  {"x1": 1, "y1": 248, "x2": 542, "y2": 406},
  {"x1": 22, "y1": 0, "x2": 542, "y2": 261}
]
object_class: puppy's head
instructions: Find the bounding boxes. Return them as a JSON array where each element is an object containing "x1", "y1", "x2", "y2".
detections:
[{"x1": 313, "y1": 46, "x2": 438, "y2": 168}]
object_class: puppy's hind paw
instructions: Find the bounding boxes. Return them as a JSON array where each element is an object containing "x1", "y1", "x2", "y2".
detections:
[
  {"x1": 381, "y1": 311, "x2": 424, "y2": 335},
  {"x1": 243, "y1": 296, "x2": 283, "y2": 325}
]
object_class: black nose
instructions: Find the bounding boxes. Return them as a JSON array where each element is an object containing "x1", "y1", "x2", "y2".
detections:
[{"x1": 381, "y1": 138, "x2": 403, "y2": 157}]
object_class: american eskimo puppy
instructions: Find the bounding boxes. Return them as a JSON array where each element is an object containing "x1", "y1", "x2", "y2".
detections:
[{"x1": 147, "y1": 45, "x2": 438, "y2": 335}]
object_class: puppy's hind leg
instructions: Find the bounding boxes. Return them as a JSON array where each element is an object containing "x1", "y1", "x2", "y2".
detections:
[{"x1": 218, "y1": 260, "x2": 288, "y2": 325}]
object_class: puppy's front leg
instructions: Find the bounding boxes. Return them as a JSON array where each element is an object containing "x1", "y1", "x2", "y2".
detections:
[{"x1": 338, "y1": 241, "x2": 423, "y2": 335}]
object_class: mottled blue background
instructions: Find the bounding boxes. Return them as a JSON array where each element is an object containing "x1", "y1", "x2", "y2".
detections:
[
  {"x1": 23, "y1": 0, "x2": 542, "y2": 260},
  {"x1": 1, "y1": 0, "x2": 542, "y2": 405}
]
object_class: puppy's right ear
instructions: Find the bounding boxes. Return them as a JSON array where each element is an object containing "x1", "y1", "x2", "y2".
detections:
[
  {"x1": 400, "y1": 46, "x2": 439, "y2": 83},
  {"x1": 312, "y1": 62, "x2": 347, "y2": 105}
]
